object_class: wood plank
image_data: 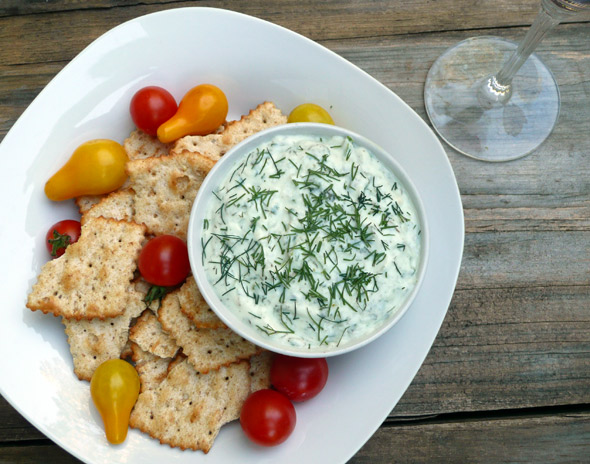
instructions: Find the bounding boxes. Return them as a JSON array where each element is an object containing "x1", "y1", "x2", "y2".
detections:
[
  {"x1": 351, "y1": 411, "x2": 590, "y2": 463},
  {"x1": 1, "y1": 409, "x2": 589, "y2": 463},
  {"x1": 0, "y1": 397, "x2": 45, "y2": 443},
  {"x1": 0, "y1": 0, "x2": 547, "y2": 38},
  {"x1": 3, "y1": 0, "x2": 587, "y2": 68},
  {"x1": 0, "y1": 444, "x2": 81, "y2": 464},
  {"x1": 460, "y1": 232, "x2": 590, "y2": 288},
  {"x1": 0, "y1": 63, "x2": 63, "y2": 137},
  {"x1": 394, "y1": 285, "x2": 590, "y2": 416}
]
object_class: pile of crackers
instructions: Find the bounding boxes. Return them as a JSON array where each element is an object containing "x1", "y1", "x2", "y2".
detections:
[{"x1": 26, "y1": 101, "x2": 287, "y2": 453}]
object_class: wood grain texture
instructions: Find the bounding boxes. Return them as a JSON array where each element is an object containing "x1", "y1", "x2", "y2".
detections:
[
  {"x1": 0, "y1": 398, "x2": 45, "y2": 443},
  {"x1": 2, "y1": 403, "x2": 589, "y2": 464},
  {"x1": 3, "y1": 0, "x2": 586, "y2": 66},
  {"x1": 394, "y1": 285, "x2": 590, "y2": 416},
  {"x1": 1, "y1": 0, "x2": 590, "y2": 463},
  {"x1": 0, "y1": 0, "x2": 545, "y2": 37},
  {"x1": 0, "y1": 445, "x2": 81, "y2": 464},
  {"x1": 351, "y1": 411, "x2": 590, "y2": 463}
]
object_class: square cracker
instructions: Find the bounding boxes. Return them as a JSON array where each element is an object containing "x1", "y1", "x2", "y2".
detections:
[
  {"x1": 129, "y1": 310, "x2": 179, "y2": 359},
  {"x1": 75, "y1": 179, "x2": 132, "y2": 216},
  {"x1": 124, "y1": 129, "x2": 172, "y2": 161},
  {"x1": 248, "y1": 351, "x2": 273, "y2": 393},
  {"x1": 129, "y1": 358, "x2": 250, "y2": 453},
  {"x1": 170, "y1": 101, "x2": 287, "y2": 159},
  {"x1": 158, "y1": 291, "x2": 261, "y2": 374},
  {"x1": 26, "y1": 217, "x2": 146, "y2": 320},
  {"x1": 81, "y1": 188, "x2": 135, "y2": 225},
  {"x1": 126, "y1": 151, "x2": 215, "y2": 240},
  {"x1": 130, "y1": 342, "x2": 174, "y2": 393},
  {"x1": 63, "y1": 285, "x2": 146, "y2": 381},
  {"x1": 75, "y1": 195, "x2": 103, "y2": 215},
  {"x1": 177, "y1": 276, "x2": 225, "y2": 329}
]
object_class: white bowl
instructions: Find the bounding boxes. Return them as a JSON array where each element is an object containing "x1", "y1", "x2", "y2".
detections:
[{"x1": 188, "y1": 122, "x2": 429, "y2": 357}]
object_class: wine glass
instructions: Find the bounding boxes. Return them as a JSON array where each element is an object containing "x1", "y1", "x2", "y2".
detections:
[{"x1": 424, "y1": 0, "x2": 590, "y2": 162}]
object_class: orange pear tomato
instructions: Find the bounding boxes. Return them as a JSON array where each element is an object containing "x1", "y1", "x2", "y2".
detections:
[{"x1": 157, "y1": 84, "x2": 228, "y2": 143}]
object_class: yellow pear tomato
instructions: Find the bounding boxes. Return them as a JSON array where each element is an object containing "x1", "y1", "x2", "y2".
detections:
[
  {"x1": 90, "y1": 359, "x2": 140, "y2": 445},
  {"x1": 44, "y1": 139, "x2": 128, "y2": 201}
]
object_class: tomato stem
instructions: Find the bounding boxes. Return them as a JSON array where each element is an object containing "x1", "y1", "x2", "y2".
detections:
[
  {"x1": 47, "y1": 230, "x2": 72, "y2": 257},
  {"x1": 144, "y1": 285, "x2": 173, "y2": 310}
]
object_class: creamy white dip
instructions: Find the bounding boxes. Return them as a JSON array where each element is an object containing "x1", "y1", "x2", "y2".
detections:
[{"x1": 201, "y1": 133, "x2": 422, "y2": 349}]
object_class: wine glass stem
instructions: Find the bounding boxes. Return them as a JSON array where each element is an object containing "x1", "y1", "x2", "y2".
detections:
[
  {"x1": 495, "y1": 6, "x2": 561, "y2": 86},
  {"x1": 480, "y1": 4, "x2": 561, "y2": 105}
]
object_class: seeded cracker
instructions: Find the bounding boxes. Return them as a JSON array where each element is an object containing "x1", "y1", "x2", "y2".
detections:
[
  {"x1": 177, "y1": 276, "x2": 226, "y2": 329},
  {"x1": 130, "y1": 342, "x2": 174, "y2": 392},
  {"x1": 26, "y1": 217, "x2": 146, "y2": 320},
  {"x1": 158, "y1": 291, "x2": 261, "y2": 373},
  {"x1": 75, "y1": 179, "x2": 132, "y2": 216},
  {"x1": 170, "y1": 101, "x2": 287, "y2": 159},
  {"x1": 124, "y1": 129, "x2": 172, "y2": 161},
  {"x1": 63, "y1": 285, "x2": 146, "y2": 381},
  {"x1": 127, "y1": 151, "x2": 215, "y2": 240},
  {"x1": 129, "y1": 358, "x2": 250, "y2": 453},
  {"x1": 129, "y1": 310, "x2": 179, "y2": 359},
  {"x1": 75, "y1": 195, "x2": 103, "y2": 215},
  {"x1": 248, "y1": 351, "x2": 273, "y2": 393},
  {"x1": 80, "y1": 188, "x2": 135, "y2": 225},
  {"x1": 120, "y1": 340, "x2": 133, "y2": 360},
  {"x1": 166, "y1": 351, "x2": 188, "y2": 374}
]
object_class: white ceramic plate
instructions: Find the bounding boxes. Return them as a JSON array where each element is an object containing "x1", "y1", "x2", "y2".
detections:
[{"x1": 0, "y1": 7, "x2": 464, "y2": 464}]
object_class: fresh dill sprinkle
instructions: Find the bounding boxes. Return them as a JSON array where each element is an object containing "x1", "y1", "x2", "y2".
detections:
[{"x1": 201, "y1": 133, "x2": 422, "y2": 349}]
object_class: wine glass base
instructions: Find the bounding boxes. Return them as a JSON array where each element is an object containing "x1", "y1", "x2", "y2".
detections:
[{"x1": 424, "y1": 37, "x2": 560, "y2": 162}]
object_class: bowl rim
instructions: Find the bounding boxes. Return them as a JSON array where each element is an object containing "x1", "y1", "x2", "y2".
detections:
[{"x1": 187, "y1": 122, "x2": 430, "y2": 357}]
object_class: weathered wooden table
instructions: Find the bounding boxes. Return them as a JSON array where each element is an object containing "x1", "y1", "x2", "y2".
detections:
[{"x1": 1, "y1": 1, "x2": 589, "y2": 462}]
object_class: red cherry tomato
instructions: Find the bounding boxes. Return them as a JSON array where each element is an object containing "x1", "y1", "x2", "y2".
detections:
[
  {"x1": 138, "y1": 235, "x2": 190, "y2": 286},
  {"x1": 270, "y1": 355, "x2": 329, "y2": 402},
  {"x1": 130, "y1": 86, "x2": 177, "y2": 136},
  {"x1": 240, "y1": 389, "x2": 296, "y2": 446},
  {"x1": 45, "y1": 220, "x2": 81, "y2": 258}
]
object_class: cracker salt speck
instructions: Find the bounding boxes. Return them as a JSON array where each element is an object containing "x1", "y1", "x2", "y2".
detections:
[{"x1": 75, "y1": 195, "x2": 103, "y2": 214}]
